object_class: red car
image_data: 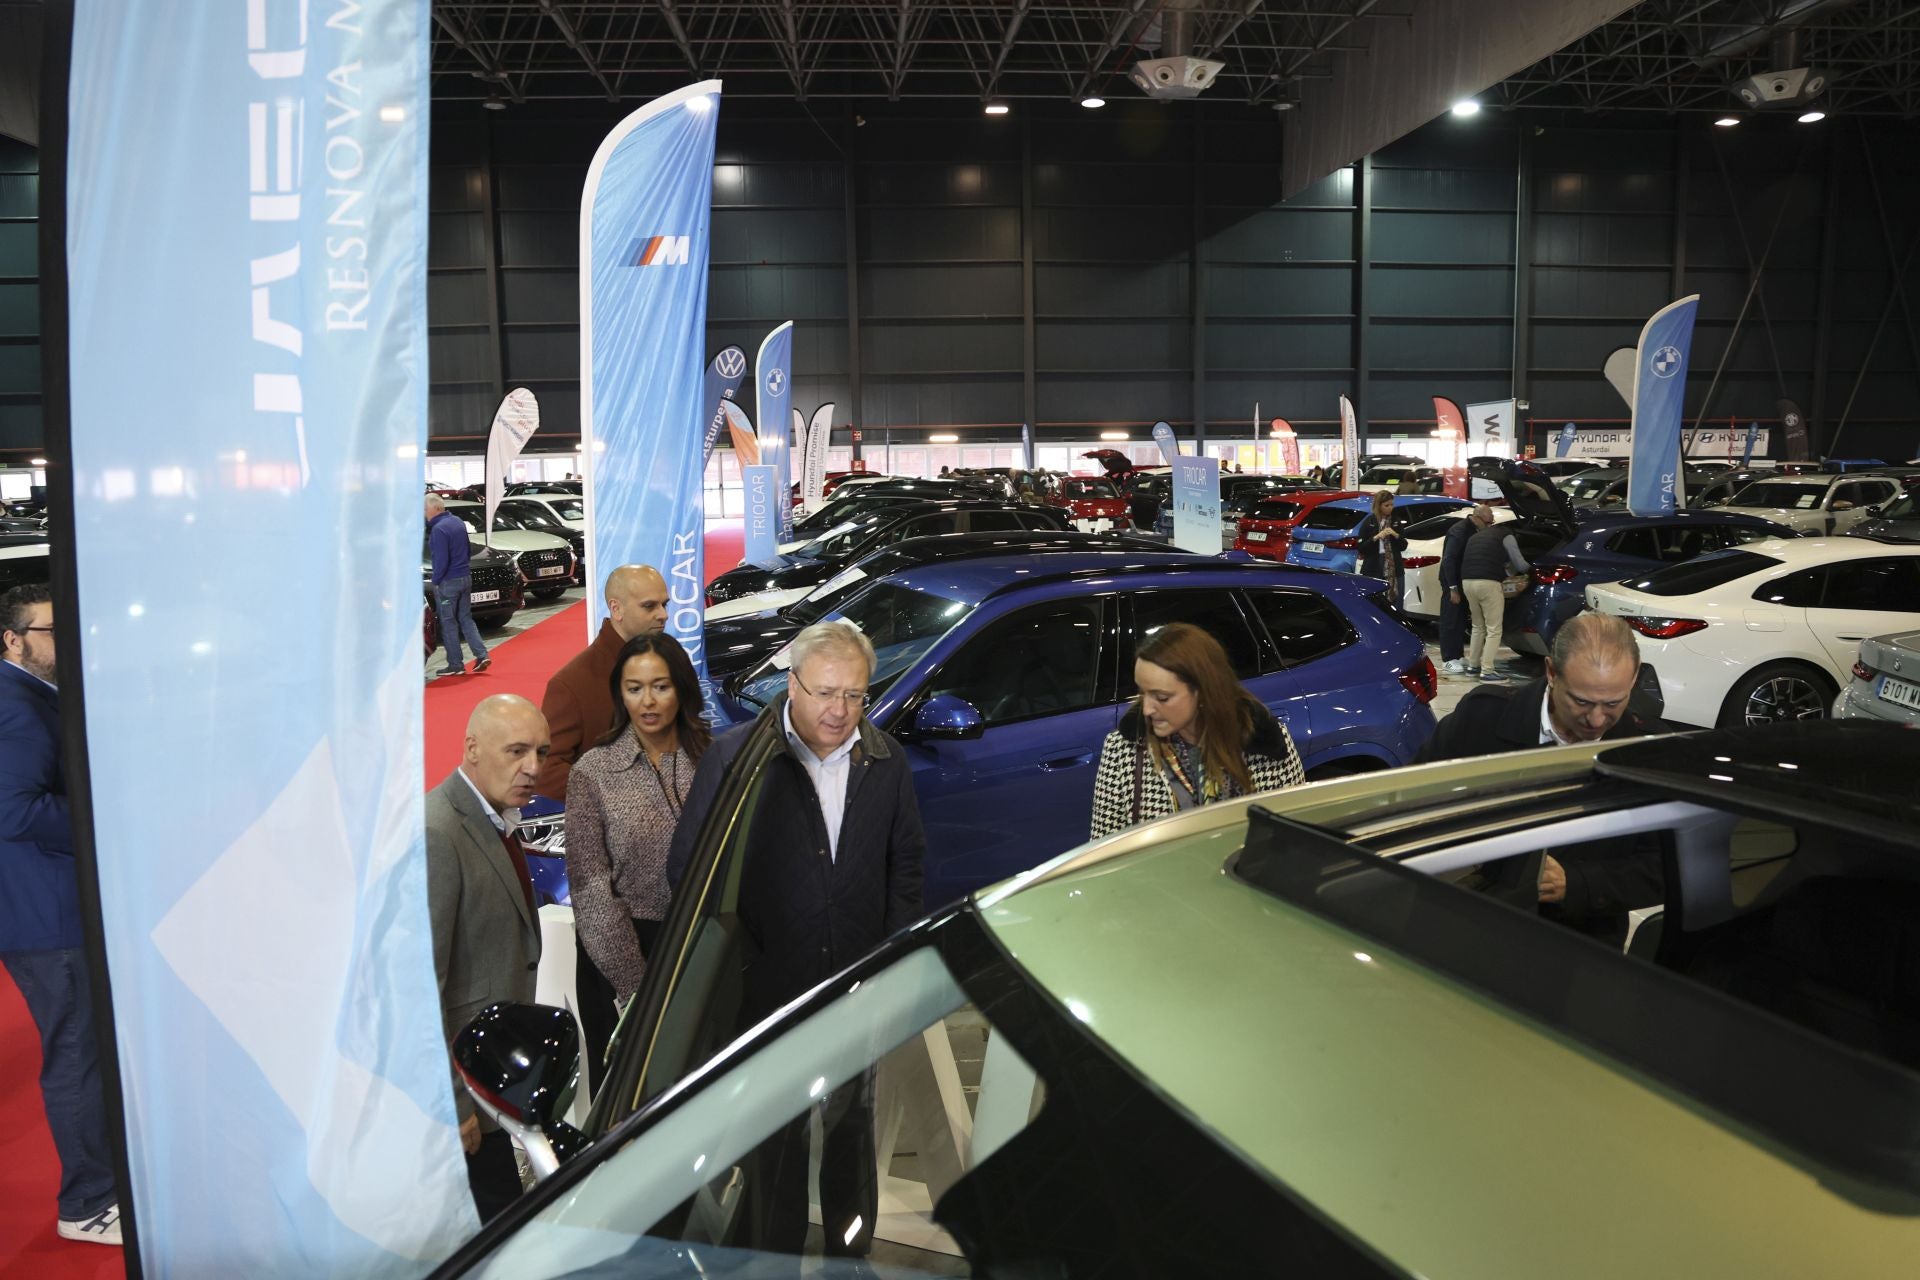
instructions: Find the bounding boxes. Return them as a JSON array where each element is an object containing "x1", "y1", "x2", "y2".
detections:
[
  {"x1": 1233, "y1": 489, "x2": 1364, "y2": 561},
  {"x1": 1051, "y1": 475, "x2": 1132, "y2": 531}
]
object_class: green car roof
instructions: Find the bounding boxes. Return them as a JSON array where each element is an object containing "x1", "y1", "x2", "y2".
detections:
[{"x1": 979, "y1": 759, "x2": 1920, "y2": 1278}]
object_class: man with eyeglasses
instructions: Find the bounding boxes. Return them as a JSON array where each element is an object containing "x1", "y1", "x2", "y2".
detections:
[
  {"x1": 0, "y1": 585, "x2": 123, "y2": 1246},
  {"x1": 667, "y1": 619, "x2": 925, "y2": 1265}
]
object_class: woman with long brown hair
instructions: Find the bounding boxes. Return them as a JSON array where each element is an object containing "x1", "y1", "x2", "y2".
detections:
[
  {"x1": 565, "y1": 632, "x2": 712, "y2": 1072},
  {"x1": 1090, "y1": 622, "x2": 1305, "y2": 839},
  {"x1": 1354, "y1": 488, "x2": 1406, "y2": 601}
]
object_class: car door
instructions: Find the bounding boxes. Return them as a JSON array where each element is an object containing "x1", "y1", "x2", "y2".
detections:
[
  {"x1": 895, "y1": 595, "x2": 1122, "y2": 908},
  {"x1": 1806, "y1": 556, "x2": 1920, "y2": 673}
]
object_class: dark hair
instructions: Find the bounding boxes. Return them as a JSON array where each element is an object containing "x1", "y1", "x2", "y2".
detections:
[
  {"x1": 1134, "y1": 622, "x2": 1262, "y2": 794},
  {"x1": 1, "y1": 584, "x2": 51, "y2": 641},
  {"x1": 598, "y1": 633, "x2": 712, "y2": 759}
]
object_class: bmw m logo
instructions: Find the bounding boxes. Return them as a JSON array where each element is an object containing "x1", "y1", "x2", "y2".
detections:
[
  {"x1": 765, "y1": 367, "x2": 787, "y2": 397},
  {"x1": 626, "y1": 235, "x2": 690, "y2": 266},
  {"x1": 1651, "y1": 346, "x2": 1682, "y2": 378},
  {"x1": 716, "y1": 348, "x2": 746, "y2": 378}
]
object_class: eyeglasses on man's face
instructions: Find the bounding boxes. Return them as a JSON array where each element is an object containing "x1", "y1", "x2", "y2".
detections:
[{"x1": 791, "y1": 671, "x2": 867, "y2": 709}]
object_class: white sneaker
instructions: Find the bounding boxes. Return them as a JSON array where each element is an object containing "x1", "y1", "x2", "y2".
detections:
[
  {"x1": 57, "y1": 1203, "x2": 122, "y2": 1246},
  {"x1": 1441, "y1": 659, "x2": 1467, "y2": 675}
]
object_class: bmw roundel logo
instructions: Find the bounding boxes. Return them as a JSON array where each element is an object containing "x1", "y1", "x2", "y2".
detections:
[
  {"x1": 766, "y1": 367, "x2": 787, "y2": 396},
  {"x1": 716, "y1": 348, "x2": 746, "y2": 378},
  {"x1": 1651, "y1": 345, "x2": 1682, "y2": 378}
]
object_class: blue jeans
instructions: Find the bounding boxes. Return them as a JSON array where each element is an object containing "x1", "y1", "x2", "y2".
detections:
[
  {"x1": 434, "y1": 575, "x2": 489, "y2": 672},
  {"x1": 3, "y1": 948, "x2": 117, "y2": 1220}
]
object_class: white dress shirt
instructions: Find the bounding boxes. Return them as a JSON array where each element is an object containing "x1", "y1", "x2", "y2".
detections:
[
  {"x1": 783, "y1": 702, "x2": 857, "y2": 860},
  {"x1": 456, "y1": 766, "x2": 520, "y2": 835},
  {"x1": 1539, "y1": 688, "x2": 1575, "y2": 747}
]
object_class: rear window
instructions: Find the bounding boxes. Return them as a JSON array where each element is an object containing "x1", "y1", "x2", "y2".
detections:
[
  {"x1": 1620, "y1": 550, "x2": 1783, "y2": 596},
  {"x1": 1246, "y1": 499, "x2": 1302, "y2": 523},
  {"x1": 1400, "y1": 511, "x2": 1468, "y2": 541},
  {"x1": 1063, "y1": 479, "x2": 1117, "y2": 500},
  {"x1": 1297, "y1": 506, "x2": 1367, "y2": 532},
  {"x1": 1739, "y1": 482, "x2": 1830, "y2": 510}
]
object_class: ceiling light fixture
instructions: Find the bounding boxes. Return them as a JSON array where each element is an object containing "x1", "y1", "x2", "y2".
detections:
[
  {"x1": 1450, "y1": 99, "x2": 1481, "y2": 118},
  {"x1": 483, "y1": 96, "x2": 506, "y2": 111},
  {"x1": 929, "y1": 432, "x2": 959, "y2": 443},
  {"x1": 1080, "y1": 96, "x2": 1105, "y2": 109},
  {"x1": 1797, "y1": 110, "x2": 1826, "y2": 123},
  {"x1": 29, "y1": 457, "x2": 47, "y2": 466},
  {"x1": 1100, "y1": 431, "x2": 1128, "y2": 441},
  {"x1": 1713, "y1": 116, "x2": 1740, "y2": 127},
  {"x1": 983, "y1": 99, "x2": 1010, "y2": 116}
]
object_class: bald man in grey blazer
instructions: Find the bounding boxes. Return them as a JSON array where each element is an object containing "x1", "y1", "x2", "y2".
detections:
[{"x1": 426, "y1": 694, "x2": 550, "y2": 1222}]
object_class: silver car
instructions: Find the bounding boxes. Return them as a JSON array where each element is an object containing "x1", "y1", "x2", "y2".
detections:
[
  {"x1": 1833, "y1": 628, "x2": 1920, "y2": 726},
  {"x1": 1722, "y1": 473, "x2": 1904, "y2": 536}
]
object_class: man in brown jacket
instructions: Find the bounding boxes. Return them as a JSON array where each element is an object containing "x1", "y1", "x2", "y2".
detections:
[{"x1": 533, "y1": 564, "x2": 668, "y2": 801}]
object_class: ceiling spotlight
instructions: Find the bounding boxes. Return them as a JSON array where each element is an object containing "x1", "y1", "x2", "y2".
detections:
[
  {"x1": 929, "y1": 432, "x2": 960, "y2": 443},
  {"x1": 1080, "y1": 96, "x2": 1105, "y2": 109},
  {"x1": 1798, "y1": 110, "x2": 1826, "y2": 123},
  {"x1": 1450, "y1": 99, "x2": 1481, "y2": 118},
  {"x1": 983, "y1": 99, "x2": 1010, "y2": 116},
  {"x1": 1100, "y1": 431, "x2": 1129, "y2": 441},
  {"x1": 29, "y1": 457, "x2": 47, "y2": 466},
  {"x1": 1714, "y1": 116, "x2": 1740, "y2": 127},
  {"x1": 483, "y1": 96, "x2": 506, "y2": 111}
]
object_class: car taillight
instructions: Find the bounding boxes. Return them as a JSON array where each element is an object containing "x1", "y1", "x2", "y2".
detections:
[
  {"x1": 1402, "y1": 555, "x2": 1440, "y2": 568},
  {"x1": 1533, "y1": 563, "x2": 1580, "y2": 586},
  {"x1": 1625, "y1": 616, "x2": 1708, "y2": 640},
  {"x1": 1398, "y1": 656, "x2": 1438, "y2": 704},
  {"x1": 1853, "y1": 660, "x2": 1875, "y2": 682},
  {"x1": 1328, "y1": 536, "x2": 1359, "y2": 550}
]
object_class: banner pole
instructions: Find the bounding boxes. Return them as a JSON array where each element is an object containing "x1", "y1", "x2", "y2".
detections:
[{"x1": 38, "y1": 1, "x2": 142, "y2": 1269}]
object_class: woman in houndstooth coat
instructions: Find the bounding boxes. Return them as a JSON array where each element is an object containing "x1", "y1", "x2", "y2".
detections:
[{"x1": 1091, "y1": 621, "x2": 1305, "y2": 841}]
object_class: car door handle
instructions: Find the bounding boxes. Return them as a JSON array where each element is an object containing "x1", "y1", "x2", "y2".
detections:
[
  {"x1": 1039, "y1": 752, "x2": 1094, "y2": 771},
  {"x1": 1837, "y1": 635, "x2": 1865, "y2": 642}
]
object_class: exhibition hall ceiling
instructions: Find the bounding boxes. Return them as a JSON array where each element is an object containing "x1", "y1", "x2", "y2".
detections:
[{"x1": 429, "y1": 0, "x2": 1920, "y2": 118}]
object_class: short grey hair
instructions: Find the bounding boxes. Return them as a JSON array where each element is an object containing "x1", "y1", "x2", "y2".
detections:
[
  {"x1": 788, "y1": 619, "x2": 876, "y2": 682},
  {"x1": 426, "y1": 495, "x2": 445, "y2": 513},
  {"x1": 1472, "y1": 503, "x2": 1495, "y2": 523},
  {"x1": 1550, "y1": 612, "x2": 1639, "y2": 673}
]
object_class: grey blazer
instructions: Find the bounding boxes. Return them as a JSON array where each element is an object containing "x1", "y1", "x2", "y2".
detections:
[{"x1": 425, "y1": 769, "x2": 543, "y2": 1126}]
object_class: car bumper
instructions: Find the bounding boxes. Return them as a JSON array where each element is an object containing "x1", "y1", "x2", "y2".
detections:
[{"x1": 1833, "y1": 677, "x2": 1920, "y2": 726}]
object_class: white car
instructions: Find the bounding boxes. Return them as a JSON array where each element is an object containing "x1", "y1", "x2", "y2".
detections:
[
  {"x1": 1719, "y1": 473, "x2": 1903, "y2": 536},
  {"x1": 1398, "y1": 506, "x2": 1515, "y2": 620},
  {"x1": 442, "y1": 500, "x2": 578, "y2": 600},
  {"x1": 500, "y1": 492, "x2": 585, "y2": 534},
  {"x1": 1583, "y1": 536, "x2": 1920, "y2": 728}
]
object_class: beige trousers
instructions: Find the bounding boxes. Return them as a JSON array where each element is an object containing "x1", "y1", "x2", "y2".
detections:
[{"x1": 1463, "y1": 578, "x2": 1507, "y2": 674}]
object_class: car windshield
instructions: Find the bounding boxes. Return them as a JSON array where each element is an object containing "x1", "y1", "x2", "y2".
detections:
[
  {"x1": 734, "y1": 582, "x2": 972, "y2": 709},
  {"x1": 1563, "y1": 473, "x2": 1619, "y2": 500},
  {"x1": 1297, "y1": 506, "x2": 1368, "y2": 532},
  {"x1": 790, "y1": 510, "x2": 896, "y2": 561},
  {"x1": 448, "y1": 507, "x2": 486, "y2": 533},
  {"x1": 1621, "y1": 549, "x2": 1784, "y2": 596},
  {"x1": 1401, "y1": 511, "x2": 1469, "y2": 541},
  {"x1": 1879, "y1": 493, "x2": 1916, "y2": 520},
  {"x1": 1062, "y1": 478, "x2": 1117, "y2": 500},
  {"x1": 501, "y1": 504, "x2": 564, "y2": 531},
  {"x1": 1357, "y1": 467, "x2": 1410, "y2": 486},
  {"x1": 546, "y1": 498, "x2": 584, "y2": 521},
  {"x1": 1738, "y1": 482, "x2": 1830, "y2": 510}
]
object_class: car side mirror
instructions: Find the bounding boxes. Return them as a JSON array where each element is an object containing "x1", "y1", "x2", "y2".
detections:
[
  {"x1": 1865, "y1": 503, "x2": 1883, "y2": 516},
  {"x1": 453, "y1": 1002, "x2": 586, "y2": 1181},
  {"x1": 912, "y1": 693, "x2": 985, "y2": 741}
]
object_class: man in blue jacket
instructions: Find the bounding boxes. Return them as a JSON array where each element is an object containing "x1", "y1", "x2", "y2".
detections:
[
  {"x1": 427, "y1": 495, "x2": 491, "y2": 679},
  {"x1": 0, "y1": 585, "x2": 121, "y2": 1246}
]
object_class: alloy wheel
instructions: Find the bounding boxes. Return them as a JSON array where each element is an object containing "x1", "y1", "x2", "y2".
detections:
[{"x1": 1740, "y1": 674, "x2": 1828, "y2": 725}]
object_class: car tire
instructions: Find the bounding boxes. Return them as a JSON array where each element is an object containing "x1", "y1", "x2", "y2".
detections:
[{"x1": 1716, "y1": 661, "x2": 1836, "y2": 729}]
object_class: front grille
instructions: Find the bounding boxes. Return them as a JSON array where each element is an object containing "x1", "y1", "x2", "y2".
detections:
[
  {"x1": 471, "y1": 559, "x2": 520, "y2": 604},
  {"x1": 516, "y1": 548, "x2": 571, "y2": 581}
]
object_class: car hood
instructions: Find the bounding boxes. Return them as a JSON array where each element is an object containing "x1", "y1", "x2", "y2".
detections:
[
  {"x1": 471, "y1": 529, "x2": 571, "y2": 553},
  {"x1": 1850, "y1": 517, "x2": 1920, "y2": 542},
  {"x1": 703, "y1": 612, "x2": 806, "y2": 677},
  {"x1": 712, "y1": 559, "x2": 832, "y2": 595},
  {"x1": 1469, "y1": 458, "x2": 1577, "y2": 534}
]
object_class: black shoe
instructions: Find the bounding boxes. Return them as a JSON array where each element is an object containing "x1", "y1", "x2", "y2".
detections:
[
  {"x1": 473, "y1": 656, "x2": 492, "y2": 673},
  {"x1": 439, "y1": 664, "x2": 466, "y2": 677}
]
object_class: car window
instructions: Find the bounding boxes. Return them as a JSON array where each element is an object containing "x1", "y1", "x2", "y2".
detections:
[
  {"x1": 1743, "y1": 482, "x2": 1830, "y2": 510},
  {"x1": 1126, "y1": 590, "x2": 1263, "y2": 683},
  {"x1": 964, "y1": 510, "x2": 1025, "y2": 533},
  {"x1": 1625, "y1": 550, "x2": 1784, "y2": 597},
  {"x1": 1062, "y1": 478, "x2": 1117, "y2": 500},
  {"x1": 1818, "y1": 558, "x2": 1920, "y2": 611},
  {"x1": 1400, "y1": 511, "x2": 1468, "y2": 542},
  {"x1": 1245, "y1": 588, "x2": 1357, "y2": 668},
  {"x1": 1718, "y1": 524, "x2": 1784, "y2": 548},
  {"x1": 927, "y1": 599, "x2": 1107, "y2": 726},
  {"x1": 1296, "y1": 506, "x2": 1367, "y2": 533},
  {"x1": 1606, "y1": 528, "x2": 1659, "y2": 560},
  {"x1": 1018, "y1": 510, "x2": 1067, "y2": 531},
  {"x1": 735, "y1": 583, "x2": 972, "y2": 709},
  {"x1": 1248, "y1": 499, "x2": 1303, "y2": 524},
  {"x1": 1753, "y1": 566, "x2": 1826, "y2": 607},
  {"x1": 890, "y1": 513, "x2": 959, "y2": 543}
]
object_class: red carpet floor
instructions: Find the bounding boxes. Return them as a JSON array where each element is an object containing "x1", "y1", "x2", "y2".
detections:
[
  {"x1": 425, "y1": 521, "x2": 745, "y2": 784},
  {"x1": 0, "y1": 975, "x2": 124, "y2": 1279}
]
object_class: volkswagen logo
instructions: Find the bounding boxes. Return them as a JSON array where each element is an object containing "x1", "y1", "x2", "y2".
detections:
[
  {"x1": 715, "y1": 348, "x2": 746, "y2": 378},
  {"x1": 1651, "y1": 346, "x2": 1682, "y2": 378},
  {"x1": 765, "y1": 367, "x2": 787, "y2": 396}
]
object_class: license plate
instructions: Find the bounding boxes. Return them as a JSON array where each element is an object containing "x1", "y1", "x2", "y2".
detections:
[
  {"x1": 1879, "y1": 674, "x2": 1920, "y2": 711},
  {"x1": 1246, "y1": 531, "x2": 1267, "y2": 542},
  {"x1": 471, "y1": 589, "x2": 501, "y2": 604},
  {"x1": 536, "y1": 565, "x2": 566, "y2": 577},
  {"x1": 1301, "y1": 542, "x2": 1323, "y2": 554}
]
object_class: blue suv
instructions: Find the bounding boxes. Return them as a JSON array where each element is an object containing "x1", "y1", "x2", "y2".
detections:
[
  {"x1": 1283, "y1": 494, "x2": 1473, "y2": 573},
  {"x1": 722, "y1": 550, "x2": 1438, "y2": 907},
  {"x1": 1506, "y1": 508, "x2": 1798, "y2": 655}
]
